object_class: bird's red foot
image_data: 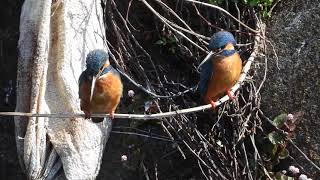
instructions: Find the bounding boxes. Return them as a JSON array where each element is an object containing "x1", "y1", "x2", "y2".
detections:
[
  {"x1": 227, "y1": 90, "x2": 234, "y2": 100},
  {"x1": 210, "y1": 100, "x2": 216, "y2": 109},
  {"x1": 84, "y1": 111, "x2": 91, "y2": 119},
  {"x1": 109, "y1": 111, "x2": 115, "y2": 120}
]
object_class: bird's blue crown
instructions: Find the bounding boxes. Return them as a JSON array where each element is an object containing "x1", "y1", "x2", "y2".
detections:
[
  {"x1": 208, "y1": 31, "x2": 237, "y2": 50},
  {"x1": 86, "y1": 49, "x2": 109, "y2": 75}
]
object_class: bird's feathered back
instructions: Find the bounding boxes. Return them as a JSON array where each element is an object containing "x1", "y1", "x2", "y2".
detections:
[
  {"x1": 86, "y1": 49, "x2": 109, "y2": 75},
  {"x1": 208, "y1": 31, "x2": 236, "y2": 50}
]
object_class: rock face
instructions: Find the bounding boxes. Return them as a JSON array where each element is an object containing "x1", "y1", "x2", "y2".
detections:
[{"x1": 258, "y1": 0, "x2": 320, "y2": 174}]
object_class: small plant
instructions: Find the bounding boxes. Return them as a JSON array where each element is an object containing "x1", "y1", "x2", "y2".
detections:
[
  {"x1": 241, "y1": 0, "x2": 273, "y2": 17},
  {"x1": 206, "y1": 0, "x2": 275, "y2": 17},
  {"x1": 267, "y1": 113, "x2": 298, "y2": 162},
  {"x1": 262, "y1": 113, "x2": 308, "y2": 179},
  {"x1": 155, "y1": 36, "x2": 177, "y2": 54}
]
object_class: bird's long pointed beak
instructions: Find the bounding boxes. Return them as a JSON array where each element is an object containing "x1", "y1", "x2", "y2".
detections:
[
  {"x1": 197, "y1": 51, "x2": 214, "y2": 70},
  {"x1": 90, "y1": 76, "x2": 97, "y2": 102}
]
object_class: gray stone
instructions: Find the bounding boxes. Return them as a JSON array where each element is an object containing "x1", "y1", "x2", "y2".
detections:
[{"x1": 257, "y1": 0, "x2": 320, "y2": 174}]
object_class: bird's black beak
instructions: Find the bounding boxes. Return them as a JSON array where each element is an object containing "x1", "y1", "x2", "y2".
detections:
[
  {"x1": 90, "y1": 68, "x2": 104, "y2": 102},
  {"x1": 90, "y1": 75, "x2": 97, "y2": 102},
  {"x1": 197, "y1": 51, "x2": 214, "y2": 70}
]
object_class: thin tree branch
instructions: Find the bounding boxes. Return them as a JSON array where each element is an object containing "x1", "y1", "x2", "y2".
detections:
[{"x1": 183, "y1": 0, "x2": 259, "y2": 33}]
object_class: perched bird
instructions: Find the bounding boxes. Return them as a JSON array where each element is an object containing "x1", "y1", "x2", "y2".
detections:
[
  {"x1": 198, "y1": 31, "x2": 242, "y2": 108},
  {"x1": 78, "y1": 49, "x2": 123, "y2": 123}
]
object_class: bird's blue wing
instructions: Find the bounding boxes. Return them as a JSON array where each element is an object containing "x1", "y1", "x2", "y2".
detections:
[
  {"x1": 198, "y1": 60, "x2": 213, "y2": 97},
  {"x1": 109, "y1": 65, "x2": 121, "y2": 79},
  {"x1": 78, "y1": 70, "x2": 89, "y2": 98}
]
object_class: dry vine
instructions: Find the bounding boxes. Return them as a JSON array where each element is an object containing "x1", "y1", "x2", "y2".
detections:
[
  {"x1": 99, "y1": 0, "x2": 264, "y2": 179},
  {"x1": 97, "y1": 0, "x2": 320, "y2": 179}
]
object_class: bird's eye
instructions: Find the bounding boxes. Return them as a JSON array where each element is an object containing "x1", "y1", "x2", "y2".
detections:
[{"x1": 100, "y1": 66, "x2": 104, "y2": 71}]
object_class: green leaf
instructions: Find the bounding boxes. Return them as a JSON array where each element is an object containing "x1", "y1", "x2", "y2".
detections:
[
  {"x1": 274, "y1": 173, "x2": 283, "y2": 180},
  {"x1": 155, "y1": 40, "x2": 164, "y2": 45},
  {"x1": 278, "y1": 148, "x2": 289, "y2": 159},
  {"x1": 265, "y1": 0, "x2": 273, "y2": 6},
  {"x1": 208, "y1": 0, "x2": 214, "y2": 4},
  {"x1": 288, "y1": 176, "x2": 294, "y2": 180},
  {"x1": 273, "y1": 113, "x2": 287, "y2": 128},
  {"x1": 275, "y1": 173, "x2": 290, "y2": 180},
  {"x1": 271, "y1": 143, "x2": 278, "y2": 156},
  {"x1": 249, "y1": 0, "x2": 259, "y2": 7},
  {"x1": 268, "y1": 131, "x2": 285, "y2": 144},
  {"x1": 262, "y1": 10, "x2": 271, "y2": 18},
  {"x1": 167, "y1": 36, "x2": 177, "y2": 44}
]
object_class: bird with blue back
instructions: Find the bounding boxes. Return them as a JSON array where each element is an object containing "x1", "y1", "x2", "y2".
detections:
[
  {"x1": 78, "y1": 49, "x2": 123, "y2": 123},
  {"x1": 198, "y1": 31, "x2": 242, "y2": 108}
]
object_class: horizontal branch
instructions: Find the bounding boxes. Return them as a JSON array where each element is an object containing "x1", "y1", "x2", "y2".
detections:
[
  {"x1": 0, "y1": 103, "x2": 210, "y2": 120},
  {"x1": 111, "y1": 130, "x2": 179, "y2": 142}
]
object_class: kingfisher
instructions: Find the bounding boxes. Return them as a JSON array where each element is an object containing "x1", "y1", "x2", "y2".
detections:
[
  {"x1": 78, "y1": 49, "x2": 123, "y2": 123},
  {"x1": 198, "y1": 31, "x2": 242, "y2": 108}
]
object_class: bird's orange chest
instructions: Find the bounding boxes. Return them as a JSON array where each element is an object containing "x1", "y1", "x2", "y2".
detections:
[
  {"x1": 205, "y1": 53, "x2": 242, "y2": 102},
  {"x1": 212, "y1": 54, "x2": 241, "y2": 82},
  {"x1": 91, "y1": 72, "x2": 122, "y2": 106}
]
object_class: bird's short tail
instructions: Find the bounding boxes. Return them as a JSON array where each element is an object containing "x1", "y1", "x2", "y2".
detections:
[{"x1": 91, "y1": 117, "x2": 105, "y2": 123}]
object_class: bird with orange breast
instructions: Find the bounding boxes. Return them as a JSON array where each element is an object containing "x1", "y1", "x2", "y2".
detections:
[
  {"x1": 78, "y1": 49, "x2": 123, "y2": 123},
  {"x1": 198, "y1": 31, "x2": 242, "y2": 108}
]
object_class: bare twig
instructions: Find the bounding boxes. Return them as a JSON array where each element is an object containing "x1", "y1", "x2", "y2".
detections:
[
  {"x1": 141, "y1": 161, "x2": 151, "y2": 180},
  {"x1": 117, "y1": 67, "x2": 195, "y2": 98},
  {"x1": 154, "y1": 0, "x2": 210, "y2": 42},
  {"x1": 197, "y1": 159, "x2": 210, "y2": 180},
  {"x1": 250, "y1": 135, "x2": 273, "y2": 179},
  {"x1": 242, "y1": 143, "x2": 254, "y2": 180},
  {"x1": 268, "y1": 0, "x2": 281, "y2": 17},
  {"x1": 288, "y1": 139, "x2": 320, "y2": 172},
  {"x1": 256, "y1": 24, "x2": 267, "y2": 95},
  {"x1": 191, "y1": 3, "x2": 223, "y2": 30},
  {"x1": 266, "y1": 39, "x2": 280, "y2": 70},
  {"x1": 183, "y1": 0, "x2": 260, "y2": 33},
  {"x1": 140, "y1": 0, "x2": 207, "y2": 52},
  {"x1": 111, "y1": 130, "x2": 178, "y2": 143}
]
